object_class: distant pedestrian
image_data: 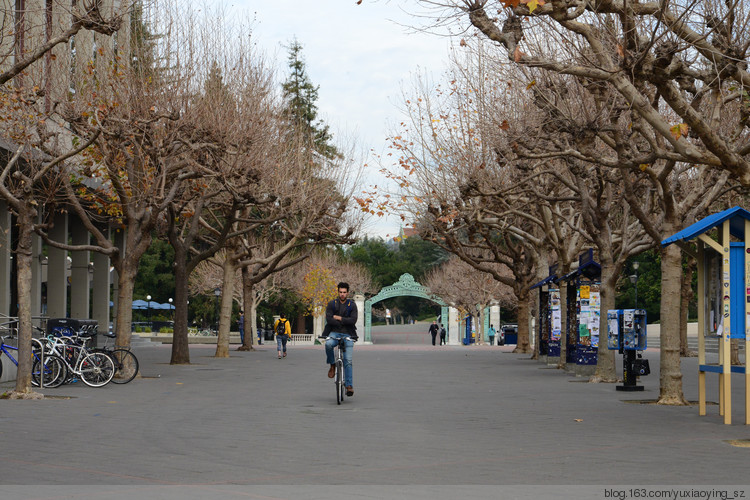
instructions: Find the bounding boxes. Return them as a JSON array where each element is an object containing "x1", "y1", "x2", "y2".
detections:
[
  {"x1": 488, "y1": 324, "x2": 496, "y2": 346},
  {"x1": 274, "y1": 313, "x2": 291, "y2": 359},
  {"x1": 238, "y1": 310, "x2": 245, "y2": 344},
  {"x1": 439, "y1": 323, "x2": 447, "y2": 345},
  {"x1": 428, "y1": 320, "x2": 439, "y2": 346}
]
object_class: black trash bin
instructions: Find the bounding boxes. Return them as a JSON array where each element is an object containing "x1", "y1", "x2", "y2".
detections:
[{"x1": 263, "y1": 328, "x2": 275, "y2": 341}]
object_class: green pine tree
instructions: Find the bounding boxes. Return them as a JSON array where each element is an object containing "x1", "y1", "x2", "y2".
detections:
[
  {"x1": 281, "y1": 39, "x2": 338, "y2": 158},
  {"x1": 129, "y1": 1, "x2": 161, "y2": 79}
]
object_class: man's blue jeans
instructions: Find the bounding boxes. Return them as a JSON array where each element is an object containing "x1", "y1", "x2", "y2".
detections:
[{"x1": 325, "y1": 332, "x2": 353, "y2": 387}]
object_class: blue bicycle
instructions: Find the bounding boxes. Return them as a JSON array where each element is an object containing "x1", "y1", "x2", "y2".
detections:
[{"x1": 0, "y1": 331, "x2": 67, "y2": 388}]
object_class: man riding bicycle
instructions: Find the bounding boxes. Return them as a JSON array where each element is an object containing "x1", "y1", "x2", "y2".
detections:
[{"x1": 324, "y1": 282, "x2": 358, "y2": 397}]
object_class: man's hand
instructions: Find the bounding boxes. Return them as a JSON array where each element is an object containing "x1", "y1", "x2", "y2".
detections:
[{"x1": 333, "y1": 315, "x2": 342, "y2": 321}]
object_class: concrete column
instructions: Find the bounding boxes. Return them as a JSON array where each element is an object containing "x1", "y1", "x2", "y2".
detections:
[
  {"x1": 354, "y1": 293, "x2": 365, "y2": 343},
  {"x1": 313, "y1": 307, "x2": 324, "y2": 337},
  {"x1": 70, "y1": 217, "x2": 90, "y2": 319},
  {"x1": 0, "y1": 201, "x2": 12, "y2": 317},
  {"x1": 490, "y1": 303, "x2": 500, "y2": 333},
  {"x1": 91, "y1": 227, "x2": 111, "y2": 337},
  {"x1": 449, "y1": 306, "x2": 460, "y2": 345},
  {"x1": 46, "y1": 213, "x2": 68, "y2": 318}
]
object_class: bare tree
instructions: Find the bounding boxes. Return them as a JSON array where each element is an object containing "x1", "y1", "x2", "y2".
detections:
[
  {"x1": 424, "y1": 257, "x2": 515, "y2": 342},
  {"x1": 0, "y1": 0, "x2": 129, "y2": 396}
]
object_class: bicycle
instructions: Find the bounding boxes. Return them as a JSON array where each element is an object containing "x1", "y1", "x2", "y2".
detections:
[
  {"x1": 321, "y1": 335, "x2": 355, "y2": 405},
  {"x1": 43, "y1": 333, "x2": 115, "y2": 387},
  {"x1": 93, "y1": 331, "x2": 139, "y2": 384},
  {"x1": 0, "y1": 331, "x2": 67, "y2": 388}
]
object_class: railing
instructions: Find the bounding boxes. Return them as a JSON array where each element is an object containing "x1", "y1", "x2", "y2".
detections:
[{"x1": 290, "y1": 334, "x2": 314, "y2": 345}]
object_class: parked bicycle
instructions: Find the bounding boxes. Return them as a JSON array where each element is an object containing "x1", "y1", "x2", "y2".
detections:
[
  {"x1": 43, "y1": 332, "x2": 115, "y2": 387},
  {"x1": 0, "y1": 329, "x2": 67, "y2": 388},
  {"x1": 321, "y1": 335, "x2": 355, "y2": 405},
  {"x1": 93, "y1": 332, "x2": 139, "y2": 384}
]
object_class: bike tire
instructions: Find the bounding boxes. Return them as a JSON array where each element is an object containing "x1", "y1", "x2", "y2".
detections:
[
  {"x1": 0, "y1": 352, "x2": 3, "y2": 380},
  {"x1": 79, "y1": 352, "x2": 115, "y2": 387},
  {"x1": 109, "y1": 349, "x2": 139, "y2": 384},
  {"x1": 336, "y1": 359, "x2": 344, "y2": 405},
  {"x1": 31, "y1": 354, "x2": 67, "y2": 389}
]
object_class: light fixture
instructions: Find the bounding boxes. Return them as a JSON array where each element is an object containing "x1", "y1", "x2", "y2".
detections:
[
  {"x1": 633, "y1": 261, "x2": 639, "y2": 271},
  {"x1": 214, "y1": 287, "x2": 221, "y2": 297}
]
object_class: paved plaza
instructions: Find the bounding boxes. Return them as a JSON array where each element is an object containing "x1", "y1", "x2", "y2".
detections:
[{"x1": 1, "y1": 325, "x2": 749, "y2": 499}]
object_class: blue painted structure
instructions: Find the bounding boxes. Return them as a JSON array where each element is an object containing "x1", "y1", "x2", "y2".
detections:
[{"x1": 662, "y1": 206, "x2": 750, "y2": 425}]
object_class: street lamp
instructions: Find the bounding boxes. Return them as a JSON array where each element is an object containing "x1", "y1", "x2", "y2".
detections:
[
  {"x1": 168, "y1": 298, "x2": 174, "y2": 322},
  {"x1": 629, "y1": 262, "x2": 640, "y2": 308},
  {"x1": 213, "y1": 288, "x2": 221, "y2": 334},
  {"x1": 146, "y1": 294, "x2": 152, "y2": 331}
]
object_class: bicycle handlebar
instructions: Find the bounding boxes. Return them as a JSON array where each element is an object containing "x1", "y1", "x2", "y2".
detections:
[{"x1": 317, "y1": 335, "x2": 357, "y2": 342}]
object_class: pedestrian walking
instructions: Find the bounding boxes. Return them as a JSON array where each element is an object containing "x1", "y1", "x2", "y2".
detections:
[
  {"x1": 274, "y1": 313, "x2": 291, "y2": 358},
  {"x1": 429, "y1": 320, "x2": 439, "y2": 346},
  {"x1": 324, "y1": 282, "x2": 358, "y2": 396},
  {"x1": 440, "y1": 323, "x2": 447, "y2": 345},
  {"x1": 238, "y1": 310, "x2": 245, "y2": 344},
  {"x1": 488, "y1": 324, "x2": 496, "y2": 346}
]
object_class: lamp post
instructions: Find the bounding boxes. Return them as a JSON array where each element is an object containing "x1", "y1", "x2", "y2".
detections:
[
  {"x1": 213, "y1": 287, "x2": 221, "y2": 334},
  {"x1": 629, "y1": 262, "x2": 640, "y2": 308},
  {"x1": 146, "y1": 294, "x2": 152, "y2": 331},
  {"x1": 168, "y1": 297, "x2": 174, "y2": 323}
]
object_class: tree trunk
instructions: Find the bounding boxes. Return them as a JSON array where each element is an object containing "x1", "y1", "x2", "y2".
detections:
[
  {"x1": 214, "y1": 257, "x2": 236, "y2": 358},
  {"x1": 170, "y1": 249, "x2": 191, "y2": 364},
  {"x1": 592, "y1": 263, "x2": 617, "y2": 382},
  {"x1": 13, "y1": 213, "x2": 35, "y2": 395},
  {"x1": 114, "y1": 266, "x2": 137, "y2": 350},
  {"x1": 237, "y1": 268, "x2": 255, "y2": 351},
  {"x1": 513, "y1": 289, "x2": 531, "y2": 353},
  {"x1": 658, "y1": 244, "x2": 688, "y2": 405},
  {"x1": 679, "y1": 257, "x2": 696, "y2": 357}
]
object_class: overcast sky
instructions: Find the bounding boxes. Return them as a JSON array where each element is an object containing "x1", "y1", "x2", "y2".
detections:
[{"x1": 195, "y1": 0, "x2": 455, "y2": 239}]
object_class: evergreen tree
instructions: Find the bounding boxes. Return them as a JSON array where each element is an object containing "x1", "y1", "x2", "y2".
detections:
[
  {"x1": 281, "y1": 39, "x2": 337, "y2": 158},
  {"x1": 129, "y1": 1, "x2": 161, "y2": 79}
]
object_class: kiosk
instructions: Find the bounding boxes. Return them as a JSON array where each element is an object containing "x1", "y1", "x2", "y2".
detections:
[
  {"x1": 662, "y1": 206, "x2": 750, "y2": 425},
  {"x1": 530, "y1": 265, "x2": 558, "y2": 363},
  {"x1": 558, "y1": 249, "x2": 602, "y2": 376}
]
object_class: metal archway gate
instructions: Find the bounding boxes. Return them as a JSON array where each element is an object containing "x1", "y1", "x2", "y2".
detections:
[{"x1": 364, "y1": 273, "x2": 448, "y2": 343}]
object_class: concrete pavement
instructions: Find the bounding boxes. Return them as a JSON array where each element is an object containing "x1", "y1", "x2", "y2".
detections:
[{"x1": 1, "y1": 325, "x2": 749, "y2": 499}]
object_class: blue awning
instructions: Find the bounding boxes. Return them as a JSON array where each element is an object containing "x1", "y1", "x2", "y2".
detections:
[
  {"x1": 662, "y1": 206, "x2": 750, "y2": 247},
  {"x1": 530, "y1": 274, "x2": 557, "y2": 290}
]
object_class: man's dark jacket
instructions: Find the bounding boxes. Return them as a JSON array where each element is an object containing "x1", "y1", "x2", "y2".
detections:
[{"x1": 325, "y1": 298, "x2": 358, "y2": 340}]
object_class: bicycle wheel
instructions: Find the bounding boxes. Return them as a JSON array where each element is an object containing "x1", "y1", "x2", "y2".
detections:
[
  {"x1": 335, "y1": 359, "x2": 344, "y2": 405},
  {"x1": 0, "y1": 353, "x2": 3, "y2": 380},
  {"x1": 79, "y1": 352, "x2": 115, "y2": 387},
  {"x1": 109, "y1": 349, "x2": 139, "y2": 384},
  {"x1": 31, "y1": 354, "x2": 67, "y2": 388}
]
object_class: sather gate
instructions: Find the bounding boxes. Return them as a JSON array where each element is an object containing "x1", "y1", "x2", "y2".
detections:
[{"x1": 364, "y1": 273, "x2": 449, "y2": 343}]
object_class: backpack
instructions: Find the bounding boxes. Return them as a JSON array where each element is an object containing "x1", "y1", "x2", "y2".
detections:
[{"x1": 276, "y1": 319, "x2": 287, "y2": 337}]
